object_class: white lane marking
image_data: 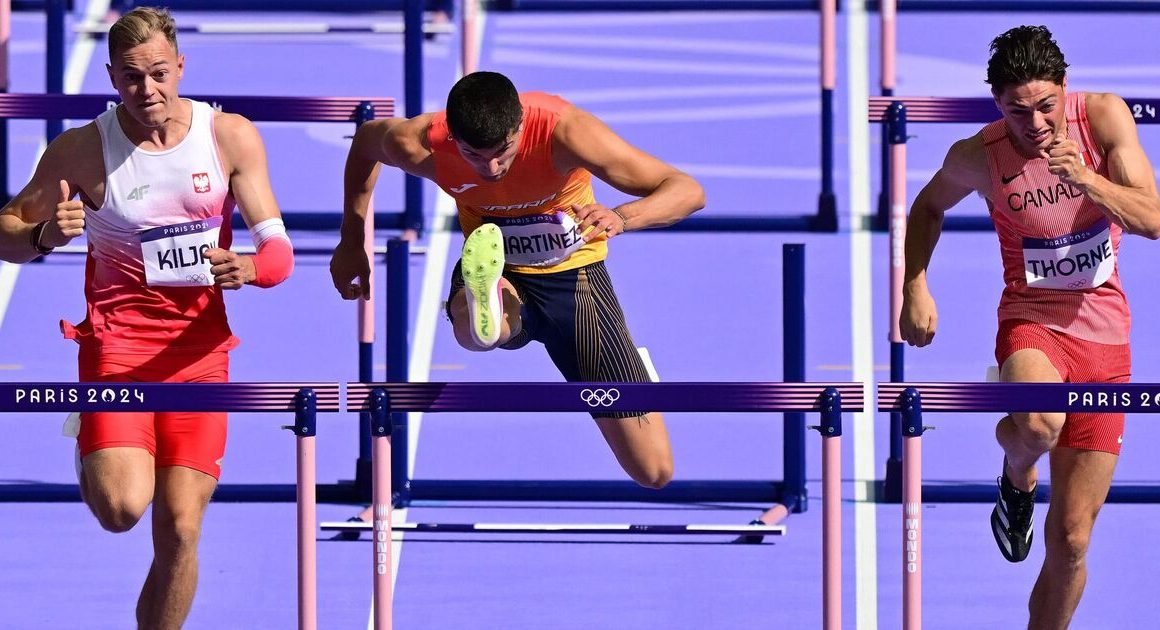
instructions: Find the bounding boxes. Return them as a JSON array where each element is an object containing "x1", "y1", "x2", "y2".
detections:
[{"x1": 847, "y1": 1, "x2": 879, "y2": 628}]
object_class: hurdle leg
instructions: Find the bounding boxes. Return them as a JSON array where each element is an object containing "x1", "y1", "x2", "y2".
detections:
[
  {"x1": 291, "y1": 389, "x2": 319, "y2": 630},
  {"x1": 370, "y1": 389, "x2": 394, "y2": 630},
  {"x1": 818, "y1": 388, "x2": 843, "y2": 630},
  {"x1": 900, "y1": 388, "x2": 925, "y2": 630},
  {"x1": 823, "y1": 433, "x2": 841, "y2": 629}
]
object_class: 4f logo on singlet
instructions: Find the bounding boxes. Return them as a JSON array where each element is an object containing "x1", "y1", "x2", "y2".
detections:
[
  {"x1": 192, "y1": 173, "x2": 211, "y2": 193},
  {"x1": 126, "y1": 184, "x2": 150, "y2": 201}
]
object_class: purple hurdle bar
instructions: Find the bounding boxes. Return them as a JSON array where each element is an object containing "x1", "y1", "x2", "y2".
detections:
[
  {"x1": 878, "y1": 382, "x2": 1160, "y2": 629},
  {"x1": 0, "y1": 382, "x2": 339, "y2": 630},
  {"x1": 0, "y1": 92, "x2": 394, "y2": 121},
  {"x1": 350, "y1": 381, "x2": 860, "y2": 630}
]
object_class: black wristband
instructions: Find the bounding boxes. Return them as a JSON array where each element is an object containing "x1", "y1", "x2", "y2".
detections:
[{"x1": 30, "y1": 220, "x2": 54, "y2": 255}]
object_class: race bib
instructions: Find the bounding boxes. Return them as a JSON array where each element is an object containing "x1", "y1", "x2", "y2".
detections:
[
  {"x1": 140, "y1": 217, "x2": 221, "y2": 287},
  {"x1": 1022, "y1": 218, "x2": 1114, "y2": 290},
  {"x1": 484, "y1": 211, "x2": 586, "y2": 267}
]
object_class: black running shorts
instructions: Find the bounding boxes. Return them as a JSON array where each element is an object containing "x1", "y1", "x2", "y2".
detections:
[{"x1": 447, "y1": 259, "x2": 653, "y2": 418}]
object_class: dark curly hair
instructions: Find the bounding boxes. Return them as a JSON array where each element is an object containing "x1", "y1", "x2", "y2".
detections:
[{"x1": 986, "y1": 25, "x2": 1069, "y2": 93}]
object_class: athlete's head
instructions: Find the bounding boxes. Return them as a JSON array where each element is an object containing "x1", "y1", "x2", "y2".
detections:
[
  {"x1": 106, "y1": 7, "x2": 184, "y2": 129},
  {"x1": 986, "y1": 25, "x2": 1069, "y2": 156},
  {"x1": 446, "y1": 72, "x2": 523, "y2": 181}
]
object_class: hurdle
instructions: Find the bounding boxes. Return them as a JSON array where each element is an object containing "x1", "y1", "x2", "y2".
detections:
[
  {"x1": 879, "y1": 381, "x2": 1160, "y2": 629},
  {"x1": 344, "y1": 380, "x2": 860, "y2": 630},
  {"x1": 29, "y1": 0, "x2": 431, "y2": 232},
  {"x1": 869, "y1": 95, "x2": 1160, "y2": 503},
  {"x1": 0, "y1": 381, "x2": 339, "y2": 630},
  {"x1": 379, "y1": 241, "x2": 827, "y2": 520},
  {"x1": 461, "y1": 0, "x2": 840, "y2": 230}
]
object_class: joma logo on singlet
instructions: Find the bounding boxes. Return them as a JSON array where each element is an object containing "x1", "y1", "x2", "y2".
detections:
[
  {"x1": 481, "y1": 193, "x2": 557, "y2": 213},
  {"x1": 126, "y1": 185, "x2": 151, "y2": 201},
  {"x1": 1006, "y1": 183, "x2": 1084, "y2": 212}
]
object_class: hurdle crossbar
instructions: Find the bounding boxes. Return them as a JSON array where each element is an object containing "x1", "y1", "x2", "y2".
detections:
[
  {"x1": 485, "y1": 0, "x2": 821, "y2": 10},
  {"x1": 878, "y1": 382, "x2": 1160, "y2": 630},
  {"x1": 0, "y1": 93, "x2": 400, "y2": 231},
  {"x1": 322, "y1": 521, "x2": 787, "y2": 536},
  {"x1": 864, "y1": 0, "x2": 1160, "y2": 11},
  {"x1": 74, "y1": 22, "x2": 456, "y2": 36},
  {"x1": 0, "y1": 92, "x2": 394, "y2": 122}
]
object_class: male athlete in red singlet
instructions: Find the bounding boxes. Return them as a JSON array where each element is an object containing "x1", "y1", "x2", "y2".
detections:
[
  {"x1": 331, "y1": 71, "x2": 704, "y2": 489},
  {"x1": 0, "y1": 8, "x2": 293, "y2": 628},
  {"x1": 900, "y1": 26, "x2": 1160, "y2": 627}
]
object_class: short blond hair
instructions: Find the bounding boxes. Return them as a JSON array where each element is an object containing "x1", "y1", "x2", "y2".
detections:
[{"x1": 108, "y1": 7, "x2": 178, "y2": 59}]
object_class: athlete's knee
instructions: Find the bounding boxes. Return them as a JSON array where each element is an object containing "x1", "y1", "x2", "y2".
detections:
[
  {"x1": 153, "y1": 510, "x2": 206, "y2": 557},
  {"x1": 1010, "y1": 412, "x2": 1064, "y2": 451},
  {"x1": 89, "y1": 497, "x2": 149, "y2": 533},
  {"x1": 1045, "y1": 514, "x2": 1096, "y2": 568},
  {"x1": 631, "y1": 454, "x2": 673, "y2": 490}
]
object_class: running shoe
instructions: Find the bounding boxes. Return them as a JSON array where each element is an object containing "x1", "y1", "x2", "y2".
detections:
[
  {"x1": 991, "y1": 468, "x2": 1035, "y2": 562},
  {"x1": 461, "y1": 224, "x2": 505, "y2": 347}
]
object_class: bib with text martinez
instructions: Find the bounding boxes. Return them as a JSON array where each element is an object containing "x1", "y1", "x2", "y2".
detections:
[
  {"x1": 140, "y1": 217, "x2": 221, "y2": 287},
  {"x1": 483, "y1": 210, "x2": 586, "y2": 267},
  {"x1": 1022, "y1": 217, "x2": 1114, "y2": 291}
]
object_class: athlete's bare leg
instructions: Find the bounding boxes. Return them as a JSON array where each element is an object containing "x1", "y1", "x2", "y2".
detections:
[
  {"x1": 1027, "y1": 447, "x2": 1116, "y2": 629},
  {"x1": 80, "y1": 446, "x2": 155, "y2": 532},
  {"x1": 996, "y1": 348, "x2": 1066, "y2": 492},
  {"x1": 135, "y1": 465, "x2": 217, "y2": 630},
  {"x1": 595, "y1": 412, "x2": 673, "y2": 489}
]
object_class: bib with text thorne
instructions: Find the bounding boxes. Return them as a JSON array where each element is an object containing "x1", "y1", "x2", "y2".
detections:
[
  {"x1": 140, "y1": 217, "x2": 222, "y2": 287},
  {"x1": 485, "y1": 211, "x2": 585, "y2": 267},
  {"x1": 1022, "y1": 217, "x2": 1115, "y2": 291}
]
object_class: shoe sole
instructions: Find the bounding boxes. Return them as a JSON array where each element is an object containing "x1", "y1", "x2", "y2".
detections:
[{"x1": 461, "y1": 224, "x2": 505, "y2": 347}]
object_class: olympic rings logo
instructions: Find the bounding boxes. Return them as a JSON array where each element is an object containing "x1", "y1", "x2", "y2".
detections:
[
  {"x1": 185, "y1": 273, "x2": 209, "y2": 284},
  {"x1": 580, "y1": 388, "x2": 621, "y2": 408},
  {"x1": 1065, "y1": 279, "x2": 1089, "y2": 289}
]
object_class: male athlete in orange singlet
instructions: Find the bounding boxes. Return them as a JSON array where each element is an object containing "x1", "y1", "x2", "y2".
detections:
[{"x1": 331, "y1": 71, "x2": 704, "y2": 488}]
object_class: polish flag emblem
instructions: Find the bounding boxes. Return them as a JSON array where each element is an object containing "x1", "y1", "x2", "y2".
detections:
[{"x1": 192, "y1": 173, "x2": 211, "y2": 193}]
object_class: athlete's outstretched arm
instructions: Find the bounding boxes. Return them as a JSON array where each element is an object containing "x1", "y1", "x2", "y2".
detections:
[
  {"x1": 554, "y1": 106, "x2": 705, "y2": 237},
  {"x1": 1063, "y1": 93, "x2": 1160, "y2": 238},
  {"x1": 332, "y1": 115, "x2": 432, "y2": 299},
  {"x1": 0, "y1": 130, "x2": 89, "y2": 263},
  {"x1": 900, "y1": 136, "x2": 982, "y2": 347},
  {"x1": 210, "y1": 113, "x2": 293, "y2": 289}
]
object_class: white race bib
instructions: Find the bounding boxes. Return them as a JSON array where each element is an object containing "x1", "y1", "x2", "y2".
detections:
[
  {"x1": 1023, "y1": 218, "x2": 1115, "y2": 290},
  {"x1": 140, "y1": 217, "x2": 222, "y2": 287},
  {"x1": 485, "y1": 211, "x2": 586, "y2": 267}
]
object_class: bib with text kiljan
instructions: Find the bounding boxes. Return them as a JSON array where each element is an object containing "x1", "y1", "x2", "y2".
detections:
[
  {"x1": 1022, "y1": 217, "x2": 1114, "y2": 291},
  {"x1": 484, "y1": 211, "x2": 585, "y2": 267},
  {"x1": 140, "y1": 217, "x2": 221, "y2": 287}
]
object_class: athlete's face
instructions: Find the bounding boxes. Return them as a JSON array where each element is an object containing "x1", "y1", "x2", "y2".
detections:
[
  {"x1": 107, "y1": 33, "x2": 184, "y2": 129},
  {"x1": 994, "y1": 79, "x2": 1067, "y2": 157},
  {"x1": 453, "y1": 125, "x2": 522, "y2": 182}
]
